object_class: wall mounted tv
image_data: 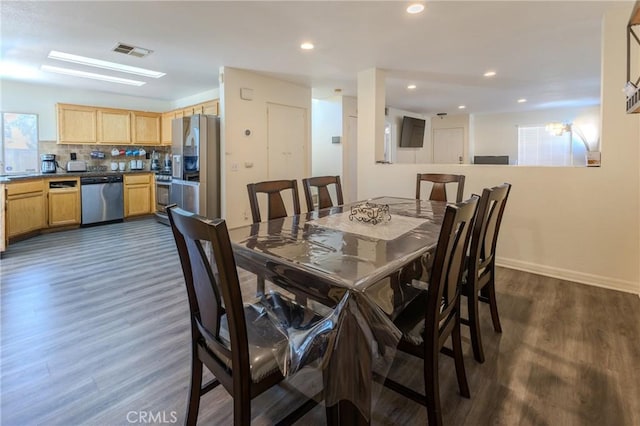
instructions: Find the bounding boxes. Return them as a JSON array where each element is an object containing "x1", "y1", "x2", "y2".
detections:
[{"x1": 399, "y1": 116, "x2": 426, "y2": 147}]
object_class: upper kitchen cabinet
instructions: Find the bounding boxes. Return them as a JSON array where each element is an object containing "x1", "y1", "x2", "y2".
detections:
[
  {"x1": 161, "y1": 111, "x2": 177, "y2": 146},
  {"x1": 97, "y1": 108, "x2": 131, "y2": 144},
  {"x1": 132, "y1": 112, "x2": 161, "y2": 145},
  {"x1": 160, "y1": 100, "x2": 219, "y2": 146},
  {"x1": 201, "y1": 100, "x2": 219, "y2": 116},
  {"x1": 57, "y1": 104, "x2": 98, "y2": 144},
  {"x1": 57, "y1": 103, "x2": 163, "y2": 145}
]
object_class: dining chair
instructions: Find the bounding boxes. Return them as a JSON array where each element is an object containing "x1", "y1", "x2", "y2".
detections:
[
  {"x1": 416, "y1": 173, "x2": 465, "y2": 202},
  {"x1": 167, "y1": 205, "x2": 323, "y2": 426},
  {"x1": 302, "y1": 176, "x2": 344, "y2": 211},
  {"x1": 247, "y1": 179, "x2": 301, "y2": 295},
  {"x1": 461, "y1": 182, "x2": 512, "y2": 363},
  {"x1": 247, "y1": 179, "x2": 301, "y2": 223},
  {"x1": 384, "y1": 195, "x2": 478, "y2": 426}
]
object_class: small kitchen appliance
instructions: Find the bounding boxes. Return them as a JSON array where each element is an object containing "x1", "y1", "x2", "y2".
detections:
[
  {"x1": 66, "y1": 160, "x2": 88, "y2": 172},
  {"x1": 163, "y1": 153, "x2": 172, "y2": 173},
  {"x1": 150, "y1": 150, "x2": 161, "y2": 171},
  {"x1": 41, "y1": 154, "x2": 58, "y2": 174}
]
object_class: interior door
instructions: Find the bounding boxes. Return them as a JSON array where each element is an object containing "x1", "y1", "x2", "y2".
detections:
[
  {"x1": 433, "y1": 127, "x2": 464, "y2": 164},
  {"x1": 266, "y1": 103, "x2": 308, "y2": 212}
]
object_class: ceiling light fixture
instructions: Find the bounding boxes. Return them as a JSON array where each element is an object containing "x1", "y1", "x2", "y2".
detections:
[
  {"x1": 407, "y1": 84, "x2": 417, "y2": 90},
  {"x1": 406, "y1": 3, "x2": 425, "y2": 14},
  {"x1": 458, "y1": 105, "x2": 466, "y2": 109},
  {"x1": 483, "y1": 71, "x2": 497, "y2": 77},
  {"x1": 47, "y1": 50, "x2": 165, "y2": 78},
  {"x1": 300, "y1": 42, "x2": 314, "y2": 50},
  {"x1": 517, "y1": 98, "x2": 527, "y2": 103},
  {"x1": 41, "y1": 65, "x2": 146, "y2": 86}
]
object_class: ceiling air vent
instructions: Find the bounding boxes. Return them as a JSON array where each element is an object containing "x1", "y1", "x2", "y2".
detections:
[{"x1": 113, "y1": 43, "x2": 152, "y2": 58}]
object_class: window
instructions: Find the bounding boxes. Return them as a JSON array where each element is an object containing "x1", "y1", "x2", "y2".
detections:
[
  {"x1": 1, "y1": 112, "x2": 39, "y2": 174},
  {"x1": 517, "y1": 125, "x2": 587, "y2": 166}
]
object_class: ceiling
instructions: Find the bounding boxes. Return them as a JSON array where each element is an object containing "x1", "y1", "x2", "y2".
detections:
[{"x1": 0, "y1": 1, "x2": 629, "y2": 115}]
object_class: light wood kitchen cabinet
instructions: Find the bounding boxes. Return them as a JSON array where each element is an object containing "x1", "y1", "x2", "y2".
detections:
[
  {"x1": 1, "y1": 183, "x2": 5, "y2": 252},
  {"x1": 192, "y1": 100, "x2": 218, "y2": 116},
  {"x1": 201, "y1": 100, "x2": 219, "y2": 115},
  {"x1": 57, "y1": 104, "x2": 98, "y2": 144},
  {"x1": 6, "y1": 179, "x2": 46, "y2": 238},
  {"x1": 124, "y1": 173, "x2": 154, "y2": 217},
  {"x1": 160, "y1": 99, "x2": 218, "y2": 146},
  {"x1": 132, "y1": 112, "x2": 161, "y2": 145},
  {"x1": 161, "y1": 111, "x2": 175, "y2": 145},
  {"x1": 46, "y1": 178, "x2": 80, "y2": 227},
  {"x1": 97, "y1": 108, "x2": 131, "y2": 144}
]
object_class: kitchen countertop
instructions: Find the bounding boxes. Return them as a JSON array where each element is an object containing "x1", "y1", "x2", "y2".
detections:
[{"x1": 0, "y1": 170, "x2": 154, "y2": 183}]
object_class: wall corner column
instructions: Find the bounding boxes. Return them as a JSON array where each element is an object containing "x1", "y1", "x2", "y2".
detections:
[{"x1": 356, "y1": 68, "x2": 386, "y2": 199}]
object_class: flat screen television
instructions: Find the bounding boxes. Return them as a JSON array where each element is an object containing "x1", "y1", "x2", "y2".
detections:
[{"x1": 399, "y1": 116, "x2": 426, "y2": 147}]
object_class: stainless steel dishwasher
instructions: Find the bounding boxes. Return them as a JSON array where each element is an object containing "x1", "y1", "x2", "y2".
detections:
[{"x1": 80, "y1": 175, "x2": 124, "y2": 225}]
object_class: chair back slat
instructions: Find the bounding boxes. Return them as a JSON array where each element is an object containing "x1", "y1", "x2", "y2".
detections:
[
  {"x1": 302, "y1": 176, "x2": 344, "y2": 211},
  {"x1": 416, "y1": 173, "x2": 465, "y2": 202},
  {"x1": 427, "y1": 196, "x2": 478, "y2": 333},
  {"x1": 247, "y1": 180, "x2": 301, "y2": 223},
  {"x1": 470, "y1": 183, "x2": 511, "y2": 274}
]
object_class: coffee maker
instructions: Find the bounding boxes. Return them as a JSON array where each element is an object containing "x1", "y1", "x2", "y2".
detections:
[{"x1": 41, "y1": 154, "x2": 58, "y2": 174}]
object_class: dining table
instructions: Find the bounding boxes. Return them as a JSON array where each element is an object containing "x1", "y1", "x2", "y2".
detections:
[{"x1": 228, "y1": 196, "x2": 447, "y2": 425}]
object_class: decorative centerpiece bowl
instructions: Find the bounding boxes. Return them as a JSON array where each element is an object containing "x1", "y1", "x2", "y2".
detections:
[{"x1": 349, "y1": 202, "x2": 391, "y2": 225}]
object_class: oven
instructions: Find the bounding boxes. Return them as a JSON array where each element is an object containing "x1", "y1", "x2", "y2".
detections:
[{"x1": 154, "y1": 172, "x2": 172, "y2": 225}]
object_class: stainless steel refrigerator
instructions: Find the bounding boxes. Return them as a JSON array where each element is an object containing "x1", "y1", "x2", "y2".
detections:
[{"x1": 170, "y1": 115, "x2": 220, "y2": 218}]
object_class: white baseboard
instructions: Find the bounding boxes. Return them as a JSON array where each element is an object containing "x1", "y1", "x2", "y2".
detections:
[{"x1": 496, "y1": 257, "x2": 640, "y2": 296}]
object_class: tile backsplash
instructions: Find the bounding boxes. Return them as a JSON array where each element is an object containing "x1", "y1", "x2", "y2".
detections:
[{"x1": 39, "y1": 141, "x2": 170, "y2": 171}]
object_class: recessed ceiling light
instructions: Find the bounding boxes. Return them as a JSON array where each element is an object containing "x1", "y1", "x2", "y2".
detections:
[
  {"x1": 483, "y1": 71, "x2": 497, "y2": 77},
  {"x1": 458, "y1": 105, "x2": 466, "y2": 109},
  {"x1": 517, "y1": 98, "x2": 527, "y2": 103},
  {"x1": 48, "y1": 51, "x2": 165, "y2": 78},
  {"x1": 300, "y1": 42, "x2": 314, "y2": 50},
  {"x1": 407, "y1": 84, "x2": 417, "y2": 90},
  {"x1": 41, "y1": 65, "x2": 146, "y2": 86},
  {"x1": 406, "y1": 3, "x2": 425, "y2": 14}
]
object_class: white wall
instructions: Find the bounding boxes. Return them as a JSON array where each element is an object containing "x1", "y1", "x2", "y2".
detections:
[
  {"x1": 355, "y1": 5, "x2": 640, "y2": 295},
  {"x1": 0, "y1": 80, "x2": 171, "y2": 141},
  {"x1": 172, "y1": 88, "x2": 220, "y2": 110},
  {"x1": 387, "y1": 107, "x2": 432, "y2": 164},
  {"x1": 472, "y1": 105, "x2": 601, "y2": 165},
  {"x1": 219, "y1": 67, "x2": 311, "y2": 228},
  {"x1": 311, "y1": 97, "x2": 343, "y2": 177}
]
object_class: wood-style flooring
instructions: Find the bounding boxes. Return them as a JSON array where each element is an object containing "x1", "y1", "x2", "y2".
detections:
[{"x1": 1, "y1": 217, "x2": 639, "y2": 425}]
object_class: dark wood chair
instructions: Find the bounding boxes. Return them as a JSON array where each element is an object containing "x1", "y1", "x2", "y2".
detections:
[
  {"x1": 247, "y1": 179, "x2": 301, "y2": 223},
  {"x1": 416, "y1": 173, "x2": 465, "y2": 202},
  {"x1": 462, "y1": 183, "x2": 512, "y2": 363},
  {"x1": 246, "y1": 179, "x2": 301, "y2": 295},
  {"x1": 384, "y1": 196, "x2": 478, "y2": 426},
  {"x1": 302, "y1": 176, "x2": 344, "y2": 211},
  {"x1": 167, "y1": 205, "x2": 321, "y2": 426}
]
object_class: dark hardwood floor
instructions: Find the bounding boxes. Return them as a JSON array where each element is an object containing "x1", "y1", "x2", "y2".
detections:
[{"x1": 1, "y1": 217, "x2": 639, "y2": 425}]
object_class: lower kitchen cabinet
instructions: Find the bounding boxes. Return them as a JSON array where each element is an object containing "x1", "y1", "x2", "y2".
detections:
[
  {"x1": 1, "y1": 184, "x2": 5, "y2": 252},
  {"x1": 47, "y1": 178, "x2": 80, "y2": 227},
  {"x1": 124, "y1": 173, "x2": 154, "y2": 217},
  {"x1": 6, "y1": 179, "x2": 46, "y2": 238}
]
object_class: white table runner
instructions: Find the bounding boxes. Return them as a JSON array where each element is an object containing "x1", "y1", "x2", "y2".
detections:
[{"x1": 307, "y1": 211, "x2": 427, "y2": 241}]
